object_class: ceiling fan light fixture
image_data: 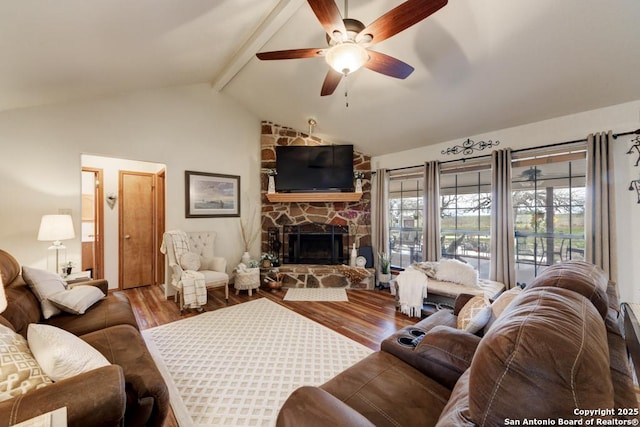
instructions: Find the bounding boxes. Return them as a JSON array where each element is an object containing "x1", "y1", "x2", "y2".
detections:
[{"x1": 325, "y1": 42, "x2": 369, "y2": 75}]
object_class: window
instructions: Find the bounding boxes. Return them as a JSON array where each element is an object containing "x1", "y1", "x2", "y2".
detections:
[
  {"x1": 512, "y1": 151, "x2": 586, "y2": 285},
  {"x1": 388, "y1": 171, "x2": 423, "y2": 268},
  {"x1": 384, "y1": 145, "x2": 586, "y2": 284},
  {"x1": 440, "y1": 167, "x2": 492, "y2": 278}
]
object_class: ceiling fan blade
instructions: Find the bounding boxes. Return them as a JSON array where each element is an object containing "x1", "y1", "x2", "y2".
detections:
[
  {"x1": 307, "y1": 0, "x2": 347, "y2": 42},
  {"x1": 321, "y1": 69, "x2": 343, "y2": 96},
  {"x1": 256, "y1": 48, "x2": 326, "y2": 60},
  {"x1": 356, "y1": 0, "x2": 448, "y2": 45},
  {"x1": 364, "y1": 51, "x2": 414, "y2": 79}
]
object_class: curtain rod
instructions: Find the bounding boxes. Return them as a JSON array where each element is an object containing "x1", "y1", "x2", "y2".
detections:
[{"x1": 385, "y1": 128, "x2": 640, "y2": 173}]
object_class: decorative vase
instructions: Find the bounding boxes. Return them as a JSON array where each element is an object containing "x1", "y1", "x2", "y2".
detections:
[
  {"x1": 379, "y1": 273, "x2": 392, "y2": 283},
  {"x1": 350, "y1": 243, "x2": 357, "y2": 267},
  {"x1": 355, "y1": 178, "x2": 362, "y2": 193},
  {"x1": 268, "y1": 175, "x2": 276, "y2": 194},
  {"x1": 241, "y1": 251, "x2": 251, "y2": 265}
]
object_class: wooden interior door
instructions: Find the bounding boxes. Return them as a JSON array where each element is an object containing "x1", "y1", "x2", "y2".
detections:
[
  {"x1": 119, "y1": 171, "x2": 155, "y2": 289},
  {"x1": 155, "y1": 169, "x2": 166, "y2": 286},
  {"x1": 81, "y1": 168, "x2": 104, "y2": 279}
]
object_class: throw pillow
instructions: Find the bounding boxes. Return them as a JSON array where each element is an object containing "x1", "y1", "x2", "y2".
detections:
[
  {"x1": 410, "y1": 261, "x2": 438, "y2": 279},
  {"x1": 180, "y1": 252, "x2": 201, "y2": 271},
  {"x1": 22, "y1": 266, "x2": 67, "y2": 319},
  {"x1": 457, "y1": 295, "x2": 491, "y2": 333},
  {"x1": 27, "y1": 324, "x2": 110, "y2": 382},
  {"x1": 0, "y1": 324, "x2": 52, "y2": 402},
  {"x1": 491, "y1": 287, "x2": 523, "y2": 319},
  {"x1": 48, "y1": 285, "x2": 105, "y2": 315},
  {"x1": 435, "y1": 259, "x2": 479, "y2": 288}
]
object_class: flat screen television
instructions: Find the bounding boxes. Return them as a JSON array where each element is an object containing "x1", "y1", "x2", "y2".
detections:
[{"x1": 275, "y1": 145, "x2": 354, "y2": 192}]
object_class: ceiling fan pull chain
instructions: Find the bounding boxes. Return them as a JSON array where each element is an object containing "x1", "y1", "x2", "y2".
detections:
[{"x1": 344, "y1": 75, "x2": 349, "y2": 108}]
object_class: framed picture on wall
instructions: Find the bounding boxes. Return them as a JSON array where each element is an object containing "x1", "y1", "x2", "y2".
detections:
[{"x1": 185, "y1": 171, "x2": 241, "y2": 218}]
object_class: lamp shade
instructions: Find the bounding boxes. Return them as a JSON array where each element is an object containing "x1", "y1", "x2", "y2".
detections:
[
  {"x1": 37, "y1": 215, "x2": 75, "y2": 242},
  {"x1": 325, "y1": 42, "x2": 369, "y2": 75}
]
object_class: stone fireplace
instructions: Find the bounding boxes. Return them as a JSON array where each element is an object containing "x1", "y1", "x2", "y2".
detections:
[
  {"x1": 260, "y1": 121, "x2": 372, "y2": 266},
  {"x1": 282, "y1": 223, "x2": 349, "y2": 265}
]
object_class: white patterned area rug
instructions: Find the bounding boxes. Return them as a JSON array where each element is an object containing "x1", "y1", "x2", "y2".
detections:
[
  {"x1": 142, "y1": 298, "x2": 371, "y2": 426},
  {"x1": 283, "y1": 288, "x2": 348, "y2": 302}
]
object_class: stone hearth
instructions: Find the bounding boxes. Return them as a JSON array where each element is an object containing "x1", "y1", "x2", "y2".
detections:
[{"x1": 266, "y1": 264, "x2": 375, "y2": 290}]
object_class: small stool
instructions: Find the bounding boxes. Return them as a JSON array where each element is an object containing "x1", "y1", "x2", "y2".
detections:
[{"x1": 235, "y1": 268, "x2": 260, "y2": 296}]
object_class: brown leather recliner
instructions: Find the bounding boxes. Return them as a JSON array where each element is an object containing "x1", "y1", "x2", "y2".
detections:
[
  {"x1": 0, "y1": 249, "x2": 169, "y2": 427},
  {"x1": 277, "y1": 261, "x2": 638, "y2": 426}
]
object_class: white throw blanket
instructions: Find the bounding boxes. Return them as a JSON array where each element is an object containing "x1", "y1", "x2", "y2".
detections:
[
  {"x1": 180, "y1": 270, "x2": 207, "y2": 309},
  {"x1": 396, "y1": 269, "x2": 428, "y2": 318},
  {"x1": 160, "y1": 230, "x2": 207, "y2": 309}
]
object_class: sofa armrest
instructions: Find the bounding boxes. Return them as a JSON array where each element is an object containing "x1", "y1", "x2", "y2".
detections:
[
  {"x1": 0, "y1": 365, "x2": 126, "y2": 427},
  {"x1": 276, "y1": 386, "x2": 375, "y2": 427},
  {"x1": 68, "y1": 279, "x2": 109, "y2": 294},
  {"x1": 412, "y1": 325, "x2": 481, "y2": 389}
]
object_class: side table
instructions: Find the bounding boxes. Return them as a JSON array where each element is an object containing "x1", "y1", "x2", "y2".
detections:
[{"x1": 234, "y1": 267, "x2": 260, "y2": 296}]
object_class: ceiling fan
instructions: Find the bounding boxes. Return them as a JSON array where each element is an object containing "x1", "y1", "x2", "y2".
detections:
[{"x1": 256, "y1": 0, "x2": 448, "y2": 96}]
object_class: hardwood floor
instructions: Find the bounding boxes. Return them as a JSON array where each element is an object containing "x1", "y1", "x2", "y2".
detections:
[
  {"x1": 120, "y1": 284, "x2": 416, "y2": 427},
  {"x1": 121, "y1": 284, "x2": 414, "y2": 350}
]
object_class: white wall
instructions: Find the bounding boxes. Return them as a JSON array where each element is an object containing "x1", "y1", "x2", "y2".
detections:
[
  {"x1": 373, "y1": 100, "x2": 640, "y2": 303},
  {"x1": 0, "y1": 84, "x2": 262, "y2": 289}
]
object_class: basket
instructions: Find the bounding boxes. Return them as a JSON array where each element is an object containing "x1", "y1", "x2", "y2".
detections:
[{"x1": 235, "y1": 268, "x2": 260, "y2": 289}]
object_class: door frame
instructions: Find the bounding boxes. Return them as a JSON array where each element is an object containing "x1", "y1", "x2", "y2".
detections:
[
  {"x1": 155, "y1": 169, "x2": 166, "y2": 286},
  {"x1": 81, "y1": 167, "x2": 105, "y2": 280}
]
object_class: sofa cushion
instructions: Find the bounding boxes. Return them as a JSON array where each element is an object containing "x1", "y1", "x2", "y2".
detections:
[
  {"x1": 525, "y1": 260, "x2": 609, "y2": 319},
  {"x1": 0, "y1": 324, "x2": 52, "y2": 402},
  {"x1": 81, "y1": 324, "x2": 170, "y2": 426},
  {"x1": 434, "y1": 369, "x2": 474, "y2": 427},
  {"x1": 468, "y1": 287, "x2": 614, "y2": 425},
  {"x1": 21, "y1": 266, "x2": 66, "y2": 319},
  {"x1": 27, "y1": 323, "x2": 110, "y2": 382},
  {"x1": 321, "y1": 351, "x2": 451, "y2": 427},
  {"x1": 46, "y1": 291, "x2": 139, "y2": 336},
  {"x1": 48, "y1": 285, "x2": 105, "y2": 315},
  {"x1": 456, "y1": 295, "x2": 491, "y2": 333}
]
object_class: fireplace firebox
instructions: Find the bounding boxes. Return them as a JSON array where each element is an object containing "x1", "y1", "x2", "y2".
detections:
[{"x1": 277, "y1": 223, "x2": 350, "y2": 265}]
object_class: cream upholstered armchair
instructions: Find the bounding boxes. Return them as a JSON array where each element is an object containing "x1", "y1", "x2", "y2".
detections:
[{"x1": 162, "y1": 231, "x2": 229, "y2": 313}]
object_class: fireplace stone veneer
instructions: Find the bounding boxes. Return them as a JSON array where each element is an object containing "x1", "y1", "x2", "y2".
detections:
[
  {"x1": 264, "y1": 264, "x2": 375, "y2": 290},
  {"x1": 260, "y1": 121, "x2": 372, "y2": 262}
]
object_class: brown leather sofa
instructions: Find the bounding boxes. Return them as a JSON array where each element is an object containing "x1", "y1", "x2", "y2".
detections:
[
  {"x1": 277, "y1": 261, "x2": 639, "y2": 426},
  {"x1": 0, "y1": 249, "x2": 169, "y2": 427}
]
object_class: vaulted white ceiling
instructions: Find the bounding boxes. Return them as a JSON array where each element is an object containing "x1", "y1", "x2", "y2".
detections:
[{"x1": 2, "y1": 0, "x2": 639, "y2": 156}]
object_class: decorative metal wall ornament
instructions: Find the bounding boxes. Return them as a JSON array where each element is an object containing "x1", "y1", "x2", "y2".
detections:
[
  {"x1": 627, "y1": 135, "x2": 640, "y2": 167},
  {"x1": 628, "y1": 136, "x2": 640, "y2": 203},
  {"x1": 441, "y1": 138, "x2": 500, "y2": 156},
  {"x1": 629, "y1": 179, "x2": 640, "y2": 204}
]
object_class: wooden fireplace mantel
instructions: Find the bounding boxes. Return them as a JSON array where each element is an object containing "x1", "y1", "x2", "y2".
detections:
[{"x1": 266, "y1": 192, "x2": 363, "y2": 203}]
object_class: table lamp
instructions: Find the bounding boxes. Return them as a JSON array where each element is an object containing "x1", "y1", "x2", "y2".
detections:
[{"x1": 37, "y1": 214, "x2": 75, "y2": 274}]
